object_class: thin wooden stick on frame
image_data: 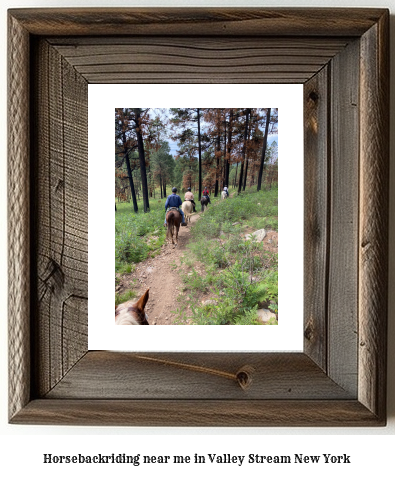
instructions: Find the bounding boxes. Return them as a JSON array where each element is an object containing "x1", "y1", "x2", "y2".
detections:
[{"x1": 8, "y1": 8, "x2": 389, "y2": 426}]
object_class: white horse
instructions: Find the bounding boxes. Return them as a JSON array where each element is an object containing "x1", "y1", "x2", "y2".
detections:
[
  {"x1": 181, "y1": 201, "x2": 193, "y2": 223},
  {"x1": 221, "y1": 190, "x2": 227, "y2": 200},
  {"x1": 115, "y1": 288, "x2": 149, "y2": 325}
]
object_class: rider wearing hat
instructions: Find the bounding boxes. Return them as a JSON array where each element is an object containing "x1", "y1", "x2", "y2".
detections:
[
  {"x1": 184, "y1": 187, "x2": 196, "y2": 212},
  {"x1": 164, "y1": 187, "x2": 187, "y2": 226}
]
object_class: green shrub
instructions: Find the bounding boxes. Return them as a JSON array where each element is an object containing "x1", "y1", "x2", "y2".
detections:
[
  {"x1": 115, "y1": 289, "x2": 137, "y2": 306},
  {"x1": 115, "y1": 201, "x2": 167, "y2": 272},
  {"x1": 178, "y1": 187, "x2": 279, "y2": 325}
]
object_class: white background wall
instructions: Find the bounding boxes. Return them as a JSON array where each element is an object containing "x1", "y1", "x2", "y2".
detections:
[{"x1": 1, "y1": 0, "x2": 394, "y2": 476}]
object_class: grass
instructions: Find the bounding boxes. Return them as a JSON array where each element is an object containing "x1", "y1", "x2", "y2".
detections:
[
  {"x1": 176, "y1": 186, "x2": 279, "y2": 325},
  {"x1": 115, "y1": 289, "x2": 137, "y2": 306},
  {"x1": 115, "y1": 185, "x2": 279, "y2": 325},
  {"x1": 115, "y1": 196, "x2": 167, "y2": 273}
]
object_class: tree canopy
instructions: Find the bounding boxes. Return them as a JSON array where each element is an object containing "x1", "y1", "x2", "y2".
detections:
[{"x1": 115, "y1": 107, "x2": 278, "y2": 210}]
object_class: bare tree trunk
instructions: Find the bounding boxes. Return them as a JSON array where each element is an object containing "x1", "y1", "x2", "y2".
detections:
[
  {"x1": 134, "y1": 109, "x2": 150, "y2": 212},
  {"x1": 121, "y1": 128, "x2": 139, "y2": 213},
  {"x1": 225, "y1": 109, "x2": 233, "y2": 188},
  {"x1": 257, "y1": 108, "x2": 271, "y2": 192},
  {"x1": 222, "y1": 118, "x2": 227, "y2": 190},
  {"x1": 214, "y1": 132, "x2": 221, "y2": 197},
  {"x1": 243, "y1": 119, "x2": 252, "y2": 191},
  {"x1": 197, "y1": 108, "x2": 202, "y2": 200},
  {"x1": 238, "y1": 109, "x2": 250, "y2": 193},
  {"x1": 124, "y1": 157, "x2": 138, "y2": 213},
  {"x1": 234, "y1": 162, "x2": 239, "y2": 189}
]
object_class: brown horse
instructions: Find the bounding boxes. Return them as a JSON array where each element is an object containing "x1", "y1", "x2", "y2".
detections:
[
  {"x1": 115, "y1": 288, "x2": 149, "y2": 325},
  {"x1": 201, "y1": 196, "x2": 210, "y2": 212},
  {"x1": 166, "y1": 208, "x2": 182, "y2": 245}
]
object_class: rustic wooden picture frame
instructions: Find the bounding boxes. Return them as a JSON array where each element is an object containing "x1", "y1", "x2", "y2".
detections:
[{"x1": 8, "y1": 8, "x2": 389, "y2": 426}]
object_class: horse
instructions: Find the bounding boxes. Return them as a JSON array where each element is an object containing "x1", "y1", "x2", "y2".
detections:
[
  {"x1": 201, "y1": 196, "x2": 210, "y2": 212},
  {"x1": 181, "y1": 201, "x2": 193, "y2": 223},
  {"x1": 115, "y1": 288, "x2": 149, "y2": 325},
  {"x1": 221, "y1": 190, "x2": 227, "y2": 200},
  {"x1": 166, "y1": 207, "x2": 182, "y2": 245}
]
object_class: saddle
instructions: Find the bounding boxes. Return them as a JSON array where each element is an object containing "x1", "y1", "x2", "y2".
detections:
[{"x1": 167, "y1": 206, "x2": 180, "y2": 212}]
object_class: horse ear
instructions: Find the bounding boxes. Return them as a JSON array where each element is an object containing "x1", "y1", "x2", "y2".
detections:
[{"x1": 135, "y1": 288, "x2": 149, "y2": 312}]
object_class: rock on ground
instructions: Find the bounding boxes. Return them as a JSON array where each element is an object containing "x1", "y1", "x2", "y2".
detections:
[
  {"x1": 245, "y1": 228, "x2": 267, "y2": 242},
  {"x1": 257, "y1": 308, "x2": 277, "y2": 324}
]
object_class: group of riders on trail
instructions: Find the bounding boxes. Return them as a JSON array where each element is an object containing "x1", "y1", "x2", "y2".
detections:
[{"x1": 164, "y1": 185, "x2": 229, "y2": 226}]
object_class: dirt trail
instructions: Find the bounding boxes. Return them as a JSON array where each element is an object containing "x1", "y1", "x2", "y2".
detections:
[
  {"x1": 116, "y1": 212, "x2": 200, "y2": 325},
  {"x1": 116, "y1": 196, "x2": 278, "y2": 325}
]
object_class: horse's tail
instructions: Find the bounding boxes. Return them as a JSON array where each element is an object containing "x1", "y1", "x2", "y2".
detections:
[
  {"x1": 185, "y1": 201, "x2": 192, "y2": 215},
  {"x1": 170, "y1": 216, "x2": 174, "y2": 237},
  {"x1": 166, "y1": 212, "x2": 175, "y2": 240}
]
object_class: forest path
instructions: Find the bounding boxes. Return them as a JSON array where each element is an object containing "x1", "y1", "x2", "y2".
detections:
[{"x1": 117, "y1": 211, "x2": 201, "y2": 325}]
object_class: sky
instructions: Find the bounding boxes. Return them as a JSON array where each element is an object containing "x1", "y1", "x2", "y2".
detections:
[{"x1": 150, "y1": 108, "x2": 278, "y2": 157}]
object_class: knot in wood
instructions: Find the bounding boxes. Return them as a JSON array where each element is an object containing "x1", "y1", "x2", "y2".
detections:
[
  {"x1": 236, "y1": 365, "x2": 254, "y2": 390},
  {"x1": 308, "y1": 90, "x2": 319, "y2": 103},
  {"x1": 304, "y1": 322, "x2": 314, "y2": 341}
]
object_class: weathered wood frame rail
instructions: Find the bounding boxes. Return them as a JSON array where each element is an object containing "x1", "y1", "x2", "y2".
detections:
[{"x1": 8, "y1": 8, "x2": 389, "y2": 426}]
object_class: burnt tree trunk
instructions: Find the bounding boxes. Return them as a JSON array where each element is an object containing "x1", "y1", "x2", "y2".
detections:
[
  {"x1": 234, "y1": 162, "x2": 239, "y2": 189},
  {"x1": 121, "y1": 129, "x2": 138, "y2": 213},
  {"x1": 134, "y1": 109, "x2": 150, "y2": 212},
  {"x1": 243, "y1": 118, "x2": 252, "y2": 191},
  {"x1": 197, "y1": 108, "x2": 202, "y2": 200},
  {"x1": 123, "y1": 147, "x2": 138, "y2": 213},
  {"x1": 238, "y1": 109, "x2": 250, "y2": 193},
  {"x1": 257, "y1": 108, "x2": 271, "y2": 192},
  {"x1": 225, "y1": 109, "x2": 233, "y2": 188},
  {"x1": 214, "y1": 132, "x2": 221, "y2": 197}
]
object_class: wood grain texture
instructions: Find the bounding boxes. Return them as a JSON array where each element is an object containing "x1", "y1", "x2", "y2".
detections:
[
  {"x1": 8, "y1": 8, "x2": 387, "y2": 37},
  {"x1": 359, "y1": 12, "x2": 389, "y2": 421},
  {"x1": 30, "y1": 39, "x2": 88, "y2": 397},
  {"x1": 7, "y1": 8, "x2": 389, "y2": 426},
  {"x1": 327, "y1": 40, "x2": 360, "y2": 396},
  {"x1": 45, "y1": 352, "x2": 353, "y2": 400},
  {"x1": 304, "y1": 67, "x2": 330, "y2": 371},
  {"x1": 47, "y1": 37, "x2": 350, "y2": 84},
  {"x1": 11, "y1": 399, "x2": 384, "y2": 427},
  {"x1": 8, "y1": 13, "x2": 31, "y2": 421}
]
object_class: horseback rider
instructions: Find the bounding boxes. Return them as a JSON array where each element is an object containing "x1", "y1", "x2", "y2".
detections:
[
  {"x1": 202, "y1": 186, "x2": 211, "y2": 204},
  {"x1": 184, "y1": 187, "x2": 196, "y2": 212},
  {"x1": 223, "y1": 185, "x2": 229, "y2": 197},
  {"x1": 164, "y1": 187, "x2": 187, "y2": 226}
]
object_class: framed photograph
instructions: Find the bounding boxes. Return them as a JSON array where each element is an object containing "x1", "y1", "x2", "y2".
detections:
[
  {"x1": 8, "y1": 8, "x2": 389, "y2": 426},
  {"x1": 89, "y1": 84, "x2": 303, "y2": 350}
]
